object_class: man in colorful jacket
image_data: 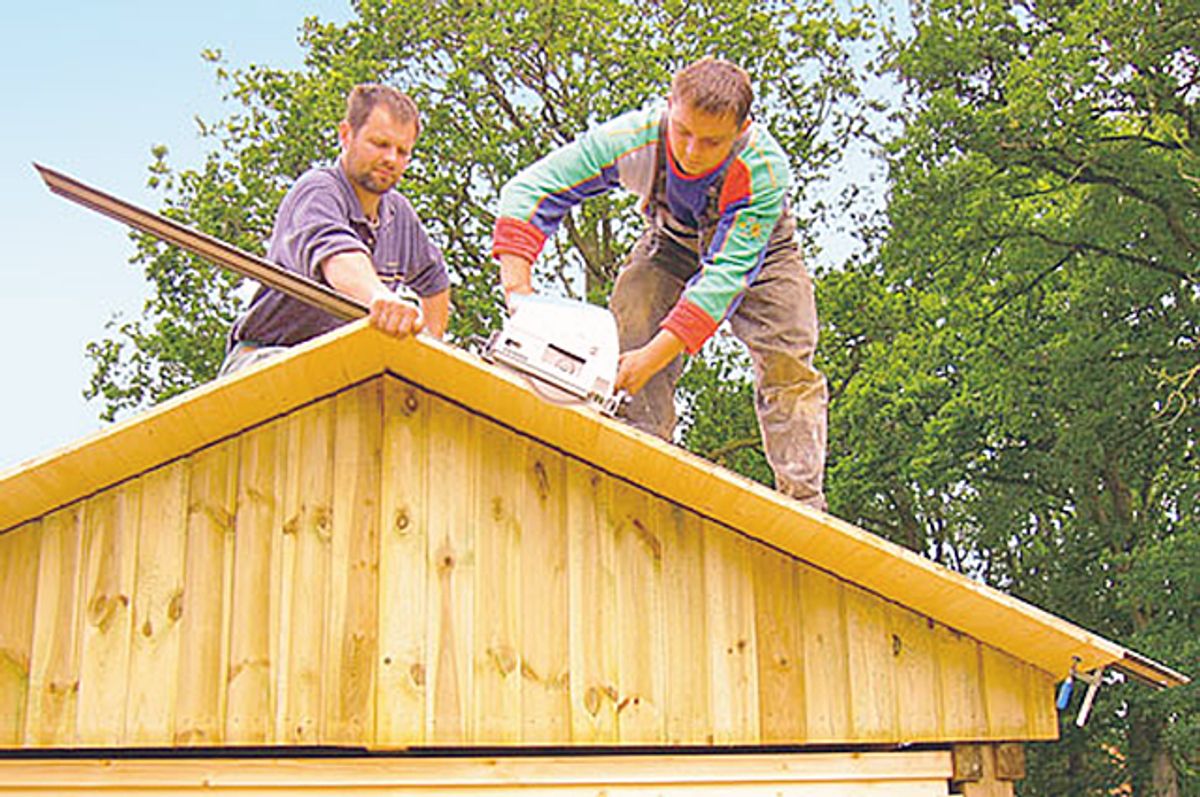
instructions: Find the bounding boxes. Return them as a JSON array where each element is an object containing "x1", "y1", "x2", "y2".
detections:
[{"x1": 491, "y1": 57, "x2": 828, "y2": 510}]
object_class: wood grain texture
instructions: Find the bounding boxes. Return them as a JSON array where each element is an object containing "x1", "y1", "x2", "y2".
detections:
[
  {"x1": 0, "y1": 323, "x2": 1183, "y2": 691},
  {"x1": 174, "y1": 441, "x2": 238, "y2": 746},
  {"x1": 24, "y1": 506, "x2": 83, "y2": 746},
  {"x1": 76, "y1": 487, "x2": 139, "y2": 745},
  {"x1": 0, "y1": 521, "x2": 40, "y2": 745},
  {"x1": 375, "y1": 379, "x2": 429, "y2": 746}
]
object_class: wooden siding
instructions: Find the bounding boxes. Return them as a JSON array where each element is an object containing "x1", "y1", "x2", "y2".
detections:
[
  {"x1": 0, "y1": 323, "x2": 1185, "y2": 692},
  {"x1": 0, "y1": 375, "x2": 1057, "y2": 750},
  {"x1": 0, "y1": 750, "x2": 954, "y2": 795}
]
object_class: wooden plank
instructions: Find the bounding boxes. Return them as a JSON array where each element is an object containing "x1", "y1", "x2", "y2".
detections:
[
  {"x1": 703, "y1": 520, "x2": 759, "y2": 744},
  {"x1": 798, "y1": 567, "x2": 851, "y2": 741},
  {"x1": 471, "y1": 420, "x2": 522, "y2": 743},
  {"x1": 887, "y1": 602, "x2": 940, "y2": 741},
  {"x1": 0, "y1": 322, "x2": 1184, "y2": 692},
  {"x1": 844, "y1": 585, "x2": 898, "y2": 740},
  {"x1": 750, "y1": 545, "x2": 805, "y2": 743},
  {"x1": 424, "y1": 395, "x2": 475, "y2": 743},
  {"x1": 610, "y1": 480, "x2": 665, "y2": 743},
  {"x1": 375, "y1": 378, "x2": 429, "y2": 746},
  {"x1": 0, "y1": 749, "x2": 954, "y2": 787},
  {"x1": 565, "y1": 460, "x2": 618, "y2": 744},
  {"x1": 324, "y1": 383, "x2": 383, "y2": 744},
  {"x1": 23, "y1": 506, "x2": 83, "y2": 746},
  {"x1": 280, "y1": 401, "x2": 336, "y2": 743},
  {"x1": 0, "y1": 521, "x2": 41, "y2": 746},
  {"x1": 954, "y1": 744, "x2": 1016, "y2": 797},
  {"x1": 76, "y1": 486, "x2": 139, "y2": 745},
  {"x1": 935, "y1": 625, "x2": 987, "y2": 738},
  {"x1": 225, "y1": 421, "x2": 284, "y2": 743},
  {"x1": 660, "y1": 505, "x2": 709, "y2": 745},
  {"x1": 174, "y1": 441, "x2": 238, "y2": 746},
  {"x1": 980, "y1": 644, "x2": 1038, "y2": 739},
  {"x1": 125, "y1": 461, "x2": 189, "y2": 744},
  {"x1": 518, "y1": 440, "x2": 570, "y2": 744}
]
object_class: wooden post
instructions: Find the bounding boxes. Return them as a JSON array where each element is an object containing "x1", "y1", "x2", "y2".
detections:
[{"x1": 953, "y1": 743, "x2": 1025, "y2": 796}]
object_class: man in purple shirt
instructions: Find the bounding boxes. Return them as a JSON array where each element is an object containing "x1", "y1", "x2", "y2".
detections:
[{"x1": 220, "y1": 84, "x2": 451, "y2": 374}]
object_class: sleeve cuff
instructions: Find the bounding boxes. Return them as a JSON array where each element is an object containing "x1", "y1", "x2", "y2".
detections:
[
  {"x1": 492, "y1": 217, "x2": 548, "y2": 262},
  {"x1": 661, "y1": 299, "x2": 719, "y2": 354}
]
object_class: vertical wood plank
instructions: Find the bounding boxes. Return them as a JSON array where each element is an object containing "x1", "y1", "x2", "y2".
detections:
[
  {"x1": 174, "y1": 441, "x2": 238, "y2": 745},
  {"x1": 1025, "y1": 667, "x2": 1058, "y2": 739},
  {"x1": 24, "y1": 506, "x2": 83, "y2": 746},
  {"x1": 225, "y1": 421, "x2": 283, "y2": 743},
  {"x1": 703, "y1": 521, "x2": 759, "y2": 744},
  {"x1": 125, "y1": 461, "x2": 189, "y2": 744},
  {"x1": 376, "y1": 379, "x2": 428, "y2": 746},
  {"x1": 565, "y1": 462, "x2": 618, "y2": 744},
  {"x1": 424, "y1": 396, "x2": 475, "y2": 744},
  {"x1": 979, "y1": 645, "x2": 1034, "y2": 739},
  {"x1": 472, "y1": 421, "x2": 522, "y2": 743},
  {"x1": 888, "y1": 604, "x2": 940, "y2": 741},
  {"x1": 751, "y1": 545, "x2": 806, "y2": 743},
  {"x1": 324, "y1": 382, "x2": 383, "y2": 744},
  {"x1": 0, "y1": 521, "x2": 41, "y2": 746},
  {"x1": 798, "y1": 566, "x2": 851, "y2": 741},
  {"x1": 660, "y1": 505, "x2": 709, "y2": 745},
  {"x1": 518, "y1": 441, "x2": 569, "y2": 744},
  {"x1": 76, "y1": 487, "x2": 139, "y2": 745},
  {"x1": 844, "y1": 585, "x2": 898, "y2": 740},
  {"x1": 610, "y1": 481, "x2": 665, "y2": 744},
  {"x1": 935, "y1": 625, "x2": 987, "y2": 738},
  {"x1": 280, "y1": 401, "x2": 335, "y2": 743}
]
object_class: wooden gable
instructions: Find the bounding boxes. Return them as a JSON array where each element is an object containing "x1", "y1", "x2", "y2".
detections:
[{"x1": 0, "y1": 322, "x2": 1186, "y2": 753}]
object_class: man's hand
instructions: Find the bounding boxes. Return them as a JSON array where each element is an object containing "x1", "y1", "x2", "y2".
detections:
[
  {"x1": 368, "y1": 288, "x2": 423, "y2": 337},
  {"x1": 325, "y1": 251, "x2": 424, "y2": 338},
  {"x1": 498, "y1": 253, "x2": 535, "y2": 312},
  {"x1": 615, "y1": 329, "x2": 687, "y2": 395}
]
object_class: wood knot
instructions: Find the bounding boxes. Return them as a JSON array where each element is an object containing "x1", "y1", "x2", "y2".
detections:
[
  {"x1": 394, "y1": 508, "x2": 410, "y2": 534},
  {"x1": 141, "y1": 618, "x2": 154, "y2": 638},
  {"x1": 403, "y1": 389, "x2": 419, "y2": 415},
  {"x1": 892, "y1": 634, "x2": 903, "y2": 656},
  {"x1": 520, "y1": 660, "x2": 540, "y2": 683},
  {"x1": 584, "y1": 686, "x2": 602, "y2": 716},
  {"x1": 282, "y1": 516, "x2": 299, "y2": 536},
  {"x1": 168, "y1": 589, "x2": 185, "y2": 622},
  {"x1": 488, "y1": 645, "x2": 517, "y2": 677},
  {"x1": 630, "y1": 518, "x2": 663, "y2": 561},
  {"x1": 532, "y1": 460, "x2": 550, "y2": 501},
  {"x1": 409, "y1": 662, "x2": 426, "y2": 687},
  {"x1": 491, "y1": 496, "x2": 505, "y2": 522},
  {"x1": 314, "y1": 507, "x2": 333, "y2": 540}
]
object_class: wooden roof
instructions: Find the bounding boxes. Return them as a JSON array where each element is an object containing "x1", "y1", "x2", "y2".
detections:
[{"x1": 0, "y1": 321, "x2": 1187, "y2": 690}]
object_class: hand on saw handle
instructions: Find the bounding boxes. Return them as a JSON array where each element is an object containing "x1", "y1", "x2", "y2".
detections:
[
  {"x1": 615, "y1": 329, "x2": 687, "y2": 395},
  {"x1": 499, "y1": 253, "x2": 536, "y2": 313}
]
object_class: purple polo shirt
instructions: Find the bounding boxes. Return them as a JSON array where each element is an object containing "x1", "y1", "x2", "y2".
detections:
[{"x1": 230, "y1": 163, "x2": 449, "y2": 347}]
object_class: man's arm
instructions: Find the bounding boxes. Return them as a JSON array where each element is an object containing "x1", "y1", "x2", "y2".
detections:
[
  {"x1": 419, "y1": 288, "x2": 451, "y2": 339},
  {"x1": 498, "y1": 253, "x2": 535, "y2": 308},
  {"x1": 324, "y1": 250, "x2": 422, "y2": 337}
]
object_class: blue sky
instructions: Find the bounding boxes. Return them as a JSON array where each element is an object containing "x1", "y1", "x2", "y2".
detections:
[{"x1": 0, "y1": 1, "x2": 353, "y2": 471}]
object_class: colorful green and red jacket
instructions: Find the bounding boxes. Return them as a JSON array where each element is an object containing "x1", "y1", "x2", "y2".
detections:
[{"x1": 492, "y1": 100, "x2": 793, "y2": 353}]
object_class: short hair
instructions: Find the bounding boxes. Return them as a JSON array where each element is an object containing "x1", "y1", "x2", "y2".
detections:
[
  {"x1": 345, "y1": 83, "x2": 421, "y2": 136},
  {"x1": 670, "y1": 57, "x2": 754, "y2": 126}
]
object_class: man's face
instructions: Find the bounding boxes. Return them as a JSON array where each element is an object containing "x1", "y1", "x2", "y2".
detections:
[
  {"x1": 665, "y1": 98, "x2": 748, "y2": 176},
  {"x1": 338, "y1": 106, "x2": 418, "y2": 196}
]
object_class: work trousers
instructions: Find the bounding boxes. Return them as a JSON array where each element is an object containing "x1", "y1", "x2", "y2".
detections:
[{"x1": 609, "y1": 218, "x2": 829, "y2": 511}]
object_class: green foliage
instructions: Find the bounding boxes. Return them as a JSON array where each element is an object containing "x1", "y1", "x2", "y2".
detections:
[
  {"x1": 87, "y1": 0, "x2": 873, "y2": 419},
  {"x1": 819, "y1": 0, "x2": 1198, "y2": 792}
]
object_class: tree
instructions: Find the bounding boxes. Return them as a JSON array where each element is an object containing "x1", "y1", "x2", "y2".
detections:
[
  {"x1": 820, "y1": 0, "x2": 1198, "y2": 793},
  {"x1": 86, "y1": 0, "x2": 873, "y2": 421}
]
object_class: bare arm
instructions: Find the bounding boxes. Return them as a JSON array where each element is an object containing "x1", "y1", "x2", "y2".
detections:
[
  {"x1": 419, "y1": 288, "x2": 451, "y2": 339},
  {"x1": 323, "y1": 250, "x2": 422, "y2": 337}
]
